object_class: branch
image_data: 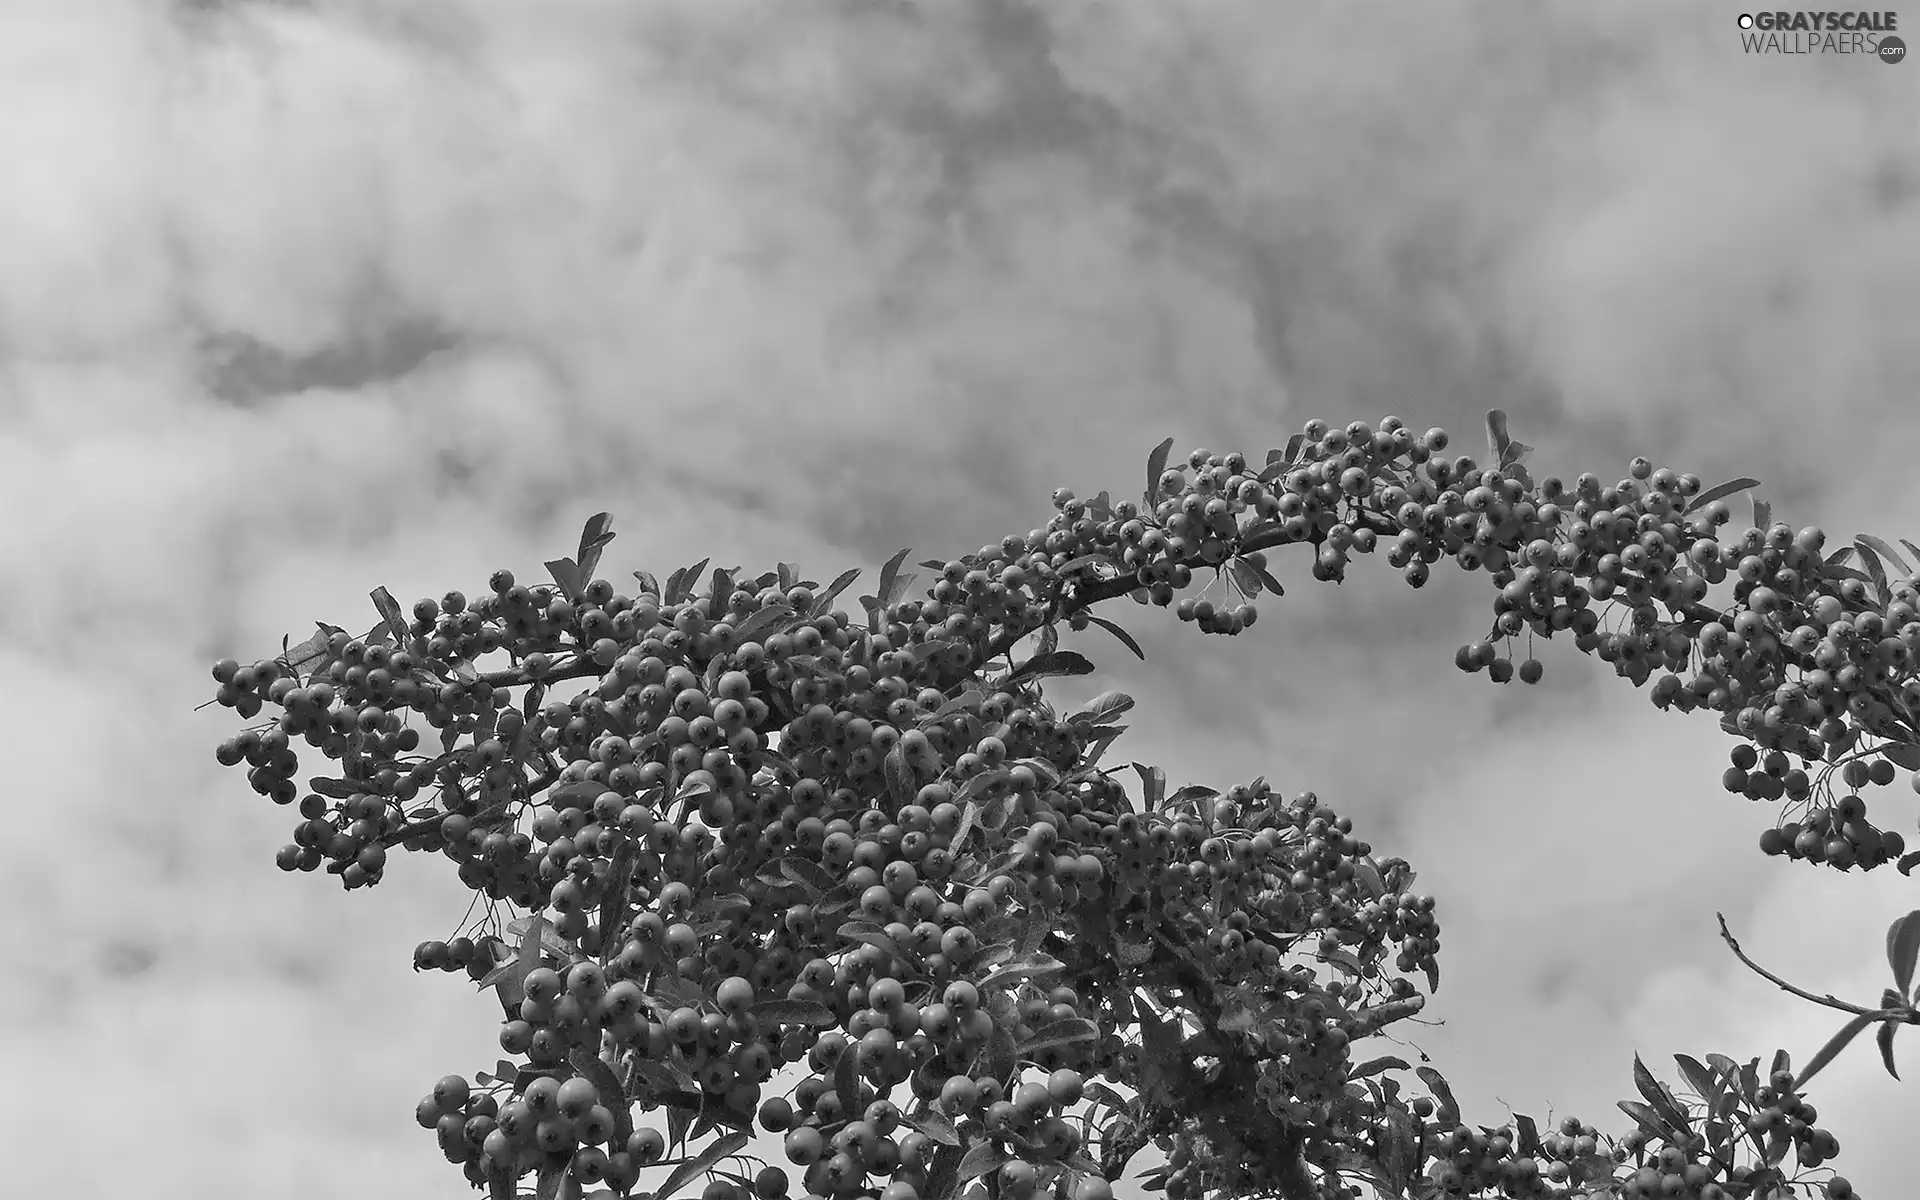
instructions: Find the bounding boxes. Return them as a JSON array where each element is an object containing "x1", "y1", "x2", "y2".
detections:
[{"x1": 1717, "y1": 911, "x2": 1875, "y2": 1016}]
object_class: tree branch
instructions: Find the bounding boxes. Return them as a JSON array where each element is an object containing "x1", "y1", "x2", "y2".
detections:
[{"x1": 1717, "y1": 911, "x2": 1877, "y2": 1016}]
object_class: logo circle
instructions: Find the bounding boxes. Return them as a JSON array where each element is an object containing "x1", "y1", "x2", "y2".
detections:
[
  {"x1": 1737, "y1": 13, "x2": 1754, "y2": 28},
  {"x1": 1880, "y1": 34, "x2": 1907, "y2": 63}
]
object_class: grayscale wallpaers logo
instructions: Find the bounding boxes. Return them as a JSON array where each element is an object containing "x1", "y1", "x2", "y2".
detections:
[{"x1": 1736, "y1": 10, "x2": 1904, "y2": 59}]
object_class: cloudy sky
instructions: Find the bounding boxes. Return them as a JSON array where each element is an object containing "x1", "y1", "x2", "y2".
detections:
[{"x1": 2, "y1": 0, "x2": 1916, "y2": 1196}]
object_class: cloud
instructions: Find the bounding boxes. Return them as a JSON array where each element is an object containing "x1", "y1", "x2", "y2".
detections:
[{"x1": 1, "y1": 0, "x2": 1915, "y2": 1197}]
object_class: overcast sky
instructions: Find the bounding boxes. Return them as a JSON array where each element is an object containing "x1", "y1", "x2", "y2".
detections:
[{"x1": 2, "y1": 1, "x2": 1916, "y2": 1197}]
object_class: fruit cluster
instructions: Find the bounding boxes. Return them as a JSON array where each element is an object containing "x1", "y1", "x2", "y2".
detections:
[{"x1": 210, "y1": 412, "x2": 1887, "y2": 1200}]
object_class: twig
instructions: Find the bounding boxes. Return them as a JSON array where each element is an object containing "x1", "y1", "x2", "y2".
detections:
[{"x1": 1716, "y1": 912, "x2": 1872, "y2": 1016}]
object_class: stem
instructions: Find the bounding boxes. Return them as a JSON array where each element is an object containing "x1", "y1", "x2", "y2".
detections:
[{"x1": 1716, "y1": 912, "x2": 1876, "y2": 1016}]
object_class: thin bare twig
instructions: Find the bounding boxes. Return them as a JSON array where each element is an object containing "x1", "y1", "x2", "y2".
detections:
[{"x1": 1716, "y1": 911, "x2": 1873, "y2": 1016}]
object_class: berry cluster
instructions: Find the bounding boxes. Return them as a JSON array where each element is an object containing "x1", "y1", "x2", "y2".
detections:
[{"x1": 209, "y1": 412, "x2": 1889, "y2": 1200}]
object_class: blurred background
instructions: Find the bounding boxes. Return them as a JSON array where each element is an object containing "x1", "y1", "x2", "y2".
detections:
[{"x1": 1, "y1": 0, "x2": 1915, "y2": 1195}]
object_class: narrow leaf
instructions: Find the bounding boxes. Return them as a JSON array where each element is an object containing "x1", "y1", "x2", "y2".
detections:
[
  {"x1": 1485, "y1": 410, "x2": 1511, "y2": 464},
  {"x1": 1131, "y1": 763, "x2": 1166, "y2": 812},
  {"x1": 1683, "y1": 478, "x2": 1763, "y2": 516},
  {"x1": 1793, "y1": 1011, "x2": 1883, "y2": 1090},
  {"x1": 1416, "y1": 1067, "x2": 1459, "y2": 1124},
  {"x1": 545, "y1": 558, "x2": 584, "y2": 603},
  {"x1": 1351, "y1": 859, "x2": 1386, "y2": 899},
  {"x1": 1753, "y1": 497, "x2": 1772, "y2": 531},
  {"x1": 1067, "y1": 691, "x2": 1135, "y2": 726},
  {"x1": 1857, "y1": 533, "x2": 1912, "y2": 574},
  {"x1": 1003, "y1": 650, "x2": 1096, "y2": 687},
  {"x1": 1673, "y1": 1054, "x2": 1720, "y2": 1105},
  {"x1": 1878, "y1": 1020, "x2": 1900, "y2": 1080},
  {"x1": 369, "y1": 587, "x2": 411, "y2": 647},
  {"x1": 574, "y1": 512, "x2": 615, "y2": 580},
  {"x1": 816, "y1": 567, "x2": 862, "y2": 615},
  {"x1": 750, "y1": 999, "x2": 838, "y2": 1028},
  {"x1": 1146, "y1": 436, "x2": 1176, "y2": 507},
  {"x1": 632, "y1": 570, "x2": 661, "y2": 598},
  {"x1": 1881, "y1": 742, "x2": 1920, "y2": 771},
  {"x1": 1284, "y1": 433, "x2": 1306, "y2": 463},
  {"x1": 877, "y1": 546, "x2": 913, "y2": 611},
  {"x1": 956, "y1": 1140, "x2": 1008, "y2": 1186},
  {"x1": 667, "y1": 559, "x2": 711, "y2": 605},
  {"x1": 1854, "y1": 538, "x2": 1892, "y2": 606},
  {"x1": 1085, "y1": 614, "x2": 1147, "y2": 661},
  {"x1": 1886, "y1": 910, "x2": 1920, "y2": 999},
  {"x1": 654, "y1": 1130, "x2": 751, "y2": 1200},
  {"x1": 906, "y1": 1110, "x2": 960, "y2": 1146},
  {"x1": 1633, "y1": 1054, "x2": 1690, "y2": 1132},
  {"x1": 1229, "y1": 558, "x2": 1264, "y2": 601},
  {"x1": 1617, "y1": 1100, "x2": 1677, "y2": 1142},
  {"x1": 1256, "y1": 565, "x2": 1287, "y2": 597},
  {"x1": 1350, "y1": 1055, "x2": 1412, "y2": 1079}
]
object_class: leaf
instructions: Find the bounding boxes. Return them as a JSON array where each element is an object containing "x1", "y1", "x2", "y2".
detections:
[
  {"x1": 632, "y1": 570, "x2": 661, "y2": 598},
  {"x1": 1003, "y1": 650, "x2": 1096, "y2": 687},
  {"x1": 1514, "y1": 1113, "x2": 1541, "y2": 1158},
  {"x1": 731, "y1": 602, "x2": 797, "y2": 646},
  {"x1": 1068, "y1": 691, "x2": 1135, "y2": 726},
  {"x1": 1229, "y1": 558, "x2": 1264, "y2": 601},
  {"x1": 1085, "y1": 614, "x2": 1146, "y2": 661},
  {"x1": 1131, "y1": 763, "x2": 1166, "y2": 813},
  {"x1": 1793, "y1": 1011, "x2": 1884, "y2": 1090},
  {"x1": 1255, "y1": 565, "x2": 1286, "y2": 597},
  {"x1": 1753, "y1": 497, "x2": 1772, "y2": 532},
  {"x1": 1145, "y1": 436, "x2": 1176, "y2": 507},
  {"x1": 779, "y1": 858, "x2": 837, "y2": 898},
  {"x1": 1351, "y1": 859, "x2": 1386, "y2": 900},
  {"x1": 1854, "y1": 538, "x2": 1892, "y2": 606},
  {"x1": 369, "y1": 587, "x2": 411, "y2": 648},
  {"x1": 536, "y1": 1159, "x2": 567, "y2": 1200},
  {"x1": 1424, "y1": 957, "x2": 1440, "y2": 993},
  {"x1": 1683, "y1": 478, "x2": 1763, "y2": 516},
  {"x1": 666, "y1": 559, "x2": 711, "y2": 605},
  {"x1": 709, "y1": 567, "x2": 736, "y2": 610},
  {"x1": 1501, "y1": 441, "x2": 1533, "y2": 468},
  {"x1": 1485, "y1": 410, "x2": 1511, "y2": 465},
  {"x1": 1284, "y1": 433, "x2": 1306, "y2": 463},
  {"x1": 1876, "y1": 1018, "x2": 1902, "y2": 1081},
  {"x1": 1617, "y1": 1100, "x2": 1678, "y2": 1142},
  {"x1": 545, "y1": 558, "x2": 584, "y2": 604},
  {"x1": 952, "y1": 800, "x2": 978, "y2": 851},
  {"x1": 1739, "y1": 1058, "x2": 1761, "y2": 1105},
  {"x1": 876, "y1": 546, "x2": 913, "y2": 612},
  {"x1": 1350, "y1": 1055, "x2": 1411, "y2": 1079},
  {"x1": 1887, "y1": 910, "x2": 1920, "y2": 999},
  {"x1": 654, "y1": 1130, "x2": 751, "y2": 1200},
  {"x1": 1857, "y1": 533, "x2": 1912, "y2": 575},
  {"x1": 1673, "y1": 1054, "x2": 1720, "y2": 1106},
  {"x1": 1902, "y1": 849, "x2": 1920, "y2": 876},
  {"x1": 1632, "y1": 1054, "x2": 1690, "y2": 1132},
  {"x1": 1080, "y1": 724, "x2": 1128, "y2": 768},
  {"x1": 308, "y1": 776, "x2": 359, "y2": 800},
  {"x1": 906, "y1": 1109, "x2": 961, "y2": 1146},
  {"x1": 574, "y1": 512, "x2": 615, "y2": 581},
  {"x1": 748, "y1": 999, "x2": 838, "y2": 1029},
  {"x1": 816, "y1": 567, "x2": 863, "y2": 615},
  {"x1": 957, "y1": 1140, "x2": 1009, "y2": 1186},
  {"x1": 1416, "y1": 1067, "x2": 1459, "y2": 1125},
  {"x1": 1017, "y1": 1017, "x2": 1098, "y2": 1055},
  {"x1": 1882, "y1": 742, "x2": 1920, "y2": 771},
  {"x1": 1770, "y1": 1048, "x2": 1792, "y2": 1080},
  {"x1": 1323, "y1": 948, "x2": 1366, "y2": 977},
  {"x1": 1166, "y1": 784, "x2": 1220, "y2": 809}
]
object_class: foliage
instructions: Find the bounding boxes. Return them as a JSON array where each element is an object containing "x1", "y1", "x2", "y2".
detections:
[{"x1": 208, "y1": 412, "x2": 1920, "y2": 1200}]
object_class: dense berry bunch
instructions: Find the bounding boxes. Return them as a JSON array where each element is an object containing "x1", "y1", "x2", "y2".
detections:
[{"x1": 208, "y1": 413, "x2": 1896, "y2": 1200}]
